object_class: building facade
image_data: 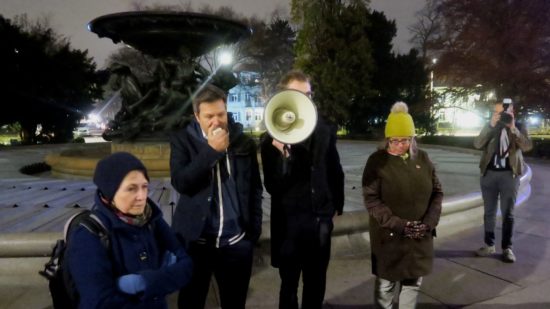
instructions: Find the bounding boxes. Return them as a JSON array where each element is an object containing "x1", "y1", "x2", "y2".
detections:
[{"x1": 227, "y1": 71, "x2": 265, "y2": 131}]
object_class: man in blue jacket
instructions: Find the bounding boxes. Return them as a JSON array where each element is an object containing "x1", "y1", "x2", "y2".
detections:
[{"x1": 170, "y1": 84, "x2": 263, "y2": 309}]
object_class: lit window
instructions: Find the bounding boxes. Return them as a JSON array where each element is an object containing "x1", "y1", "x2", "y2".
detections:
[{"x1": 255, "y1": 110, "x2": 262, "y2": 121}]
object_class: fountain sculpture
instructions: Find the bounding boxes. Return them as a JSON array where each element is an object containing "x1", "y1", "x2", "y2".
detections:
[{"x1": 46, "y1": 11, "x2": 250, "y2": 177}]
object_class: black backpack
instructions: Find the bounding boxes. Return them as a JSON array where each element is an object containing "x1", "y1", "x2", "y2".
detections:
[{"x1": 39, "y1": 209, "x2": 110, "y2": 309}]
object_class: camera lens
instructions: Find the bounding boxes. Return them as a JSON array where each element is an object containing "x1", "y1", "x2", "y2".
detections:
[{"x1": 499, "y1": 112, "x2": 513, "y2": 125}]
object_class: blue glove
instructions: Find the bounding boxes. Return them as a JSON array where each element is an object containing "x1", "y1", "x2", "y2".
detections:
[
  {"x1": 162, "y1": 251, "x2": 177, "y2": 267},
  {"x1": 117, "y1": 274, "x2": 146, "y2": 295}
]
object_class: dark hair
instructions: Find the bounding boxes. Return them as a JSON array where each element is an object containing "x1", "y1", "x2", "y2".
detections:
[
  {"x1": 192, "y1": 84, "x2": 227, "y2": 113},
  {"x1": 277, "y1": 69, "x2": 311, "y2": 91}
]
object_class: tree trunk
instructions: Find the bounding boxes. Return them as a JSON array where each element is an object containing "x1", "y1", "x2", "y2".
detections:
[{"x1": 19, "y1": 122, "x2": 37, "y2": 145}]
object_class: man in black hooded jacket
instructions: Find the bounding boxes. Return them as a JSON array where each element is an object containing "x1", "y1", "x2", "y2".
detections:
[
  {"x1": 170, "y1": 84, "x2": 263, "y2": 309},
  {"x1": 261, "y1": 70, "x2": 345, "y2": 309}
]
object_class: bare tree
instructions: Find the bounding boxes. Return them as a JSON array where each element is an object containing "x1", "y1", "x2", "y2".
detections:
[
  {"x1": 409, "y1": 0, "x2": 443, "y2": 64},
  {"x1": 418, "y1": 0, "x2": 550, "y2": 115}
]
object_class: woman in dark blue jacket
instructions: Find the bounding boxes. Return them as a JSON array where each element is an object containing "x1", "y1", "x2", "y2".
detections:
[{"x1": 68, "y1": 152, "x2": 192, "y2": 309}]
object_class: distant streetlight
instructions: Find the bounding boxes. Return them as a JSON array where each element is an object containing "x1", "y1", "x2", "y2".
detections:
[{"x1": 430, "y1": 58, "x2": 438, "y2": 93}]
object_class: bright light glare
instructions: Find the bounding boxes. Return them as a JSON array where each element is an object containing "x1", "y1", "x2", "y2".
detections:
[
  {"x1": 88, "y1": 113, "x2": 100, "y2": 123},
  {"x1": 219, "y1": 51, "x2": 233, "y2": 66},
  {"x1": 529, "y1": 116, "x2": 540, "y2": 125},
  {"x1": 455, "y1": 111, "x2": 482, "y2": 128}
]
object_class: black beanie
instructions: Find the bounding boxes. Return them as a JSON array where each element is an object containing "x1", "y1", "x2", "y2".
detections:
[{"x1": 93, "y1": 152, "x2": 149, "y2": 201}]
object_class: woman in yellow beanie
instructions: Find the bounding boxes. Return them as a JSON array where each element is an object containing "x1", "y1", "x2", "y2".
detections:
[{"x1": 361, "y1": 102, "x2": 443, "y2": 308}]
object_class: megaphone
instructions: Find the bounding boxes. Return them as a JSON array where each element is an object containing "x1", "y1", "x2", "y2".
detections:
[{"x1": 264, "y1": 90, "x2": 318, "y2": 144}]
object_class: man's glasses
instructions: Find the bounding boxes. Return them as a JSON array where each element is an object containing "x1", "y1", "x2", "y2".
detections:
[{"x1": 389, "y1": 138, "x2": 411, "y2": 146}]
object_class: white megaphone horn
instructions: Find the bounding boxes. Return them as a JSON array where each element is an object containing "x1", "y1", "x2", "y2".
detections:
[{"x1": 264, "y1": 90, "x2": 318, "y2": 144}]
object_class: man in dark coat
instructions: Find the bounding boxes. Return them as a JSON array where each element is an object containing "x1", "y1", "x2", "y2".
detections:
[
  {"x1": 261, "y1": 70, "x2": 345, "y2": 309},
  {"x1": 170, "y1": 84, "x2": 263, "y2": 309}
]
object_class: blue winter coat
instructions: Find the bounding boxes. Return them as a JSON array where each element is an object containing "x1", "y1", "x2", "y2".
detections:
[{"x1": 67, "y1": 193, "x2": 192, "y2": 309}]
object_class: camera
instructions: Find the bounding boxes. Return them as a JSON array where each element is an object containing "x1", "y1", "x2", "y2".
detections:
[{"x1": 499, "y1": 98, "x2": 513, "y2": 126}]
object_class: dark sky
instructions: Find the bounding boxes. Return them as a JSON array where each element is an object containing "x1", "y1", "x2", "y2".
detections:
[{"x1": 1, "y1": 0, "x2": 424, "y2": 68}]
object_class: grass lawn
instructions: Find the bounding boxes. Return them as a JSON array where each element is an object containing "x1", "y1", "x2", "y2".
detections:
[{"x1": 0, "y1": 134, "x2": 20, "y2": 145}]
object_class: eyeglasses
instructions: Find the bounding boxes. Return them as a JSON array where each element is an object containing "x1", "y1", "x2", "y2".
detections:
[{"x1": 388, "y1": 138, "x2": 411, "y2": 146}]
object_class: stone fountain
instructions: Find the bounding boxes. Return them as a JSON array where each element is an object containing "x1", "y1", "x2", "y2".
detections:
[{"x1": 46, "y1": 11, "x2": 250, "y2": 178}]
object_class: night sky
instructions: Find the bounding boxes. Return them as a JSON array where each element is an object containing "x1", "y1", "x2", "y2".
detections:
[{"x1": 1, "y1": 0, "x2": 424, "y2": 68}]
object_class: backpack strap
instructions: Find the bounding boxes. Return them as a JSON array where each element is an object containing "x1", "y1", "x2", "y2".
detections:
[{"x1": 79, "y1": 213, "x2": 110, "y2": 250}]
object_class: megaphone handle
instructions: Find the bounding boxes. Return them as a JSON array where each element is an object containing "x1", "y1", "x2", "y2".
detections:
[
  {"x1": 283, "y1": 144, "x2": 290, "y2": 156},
  {"x1": 282, "y1": 144, "x2": 290, "y2": 175}
]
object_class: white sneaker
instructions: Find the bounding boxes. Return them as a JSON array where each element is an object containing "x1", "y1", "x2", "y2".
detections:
[
  {"x1": 475, "y1": 245, "x2": 496, "y2": 257},
  {"x1": 502, "y1": 248, "x2": 516, "y2": 263}
]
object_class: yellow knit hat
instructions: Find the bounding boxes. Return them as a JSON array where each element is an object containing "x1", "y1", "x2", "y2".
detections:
[{"x1": 385, "y1": 102, "x2": 415, "y2": 138}]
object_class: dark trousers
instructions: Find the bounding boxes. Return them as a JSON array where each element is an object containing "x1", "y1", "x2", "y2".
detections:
[
  {"x1": 480, "y1": 170, "x2": 520, "y2": 249},
  {"x1": 278, "y1": 217, "x2": 333, "y2": 309},
  {"x1": 178, "y1": 239, "x2": 253, "y2": 309}
]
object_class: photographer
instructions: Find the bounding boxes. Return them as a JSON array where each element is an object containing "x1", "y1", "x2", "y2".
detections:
[{"x1": 473, "y1": 98, "x2": 532, "y2": 263}]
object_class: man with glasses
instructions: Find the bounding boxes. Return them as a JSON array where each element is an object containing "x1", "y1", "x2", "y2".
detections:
[{"x1": 260, "y1": 70, "x2": 345, "y2": 309}]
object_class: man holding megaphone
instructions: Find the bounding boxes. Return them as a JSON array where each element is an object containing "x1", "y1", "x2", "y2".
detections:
[{"x1": 261, "y1": 70, "x2": 345, "y2": 309}]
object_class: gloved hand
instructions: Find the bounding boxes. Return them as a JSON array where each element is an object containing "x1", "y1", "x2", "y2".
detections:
[
  {"x1": 413, "y1": 223, "x2": 430, "y2": 239},
  {"x1": 162, "y1": 251, "x2": 177, "y2": 267},
  {"x1": 403, "y1": 221, "x2": 419, "y2": 238},
  {"x1": 117, "y1": 274, "x2": 146, "y2": 295},
  {"x1": 404, "y1": 221, "x2": 430, "y2": 239}
]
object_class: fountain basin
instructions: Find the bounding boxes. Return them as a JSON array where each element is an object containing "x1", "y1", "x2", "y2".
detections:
[{"x1": 45, "y1": 142, "x2": 171, "y2": 178}]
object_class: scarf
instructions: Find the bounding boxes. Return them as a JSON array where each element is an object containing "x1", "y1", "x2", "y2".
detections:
[
  {"x1": 113, "y1": 202, "x2": 153, "y2": 227},
  {"x1": 494, "y1": 128, "x2": 510, "y2": 168},
  {"x1": 387, "y1": 150, "x2": 409, "y2": 161}
]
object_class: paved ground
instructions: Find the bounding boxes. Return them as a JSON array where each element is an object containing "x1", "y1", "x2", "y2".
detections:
[
  {"x1": 0, "y1": 141, "x2": 548, "y2": 308},
  {"x1": 0, "y1": 141, "x2": 481, "y2": 233}
]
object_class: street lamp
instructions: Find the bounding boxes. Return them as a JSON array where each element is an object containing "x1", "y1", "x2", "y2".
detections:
[
  {"x1": 218, "y1": 50, "x2": 233, "y2": 66},
  {"x1": 430, "y1": 58, "x2": 438, "y2": 93}
]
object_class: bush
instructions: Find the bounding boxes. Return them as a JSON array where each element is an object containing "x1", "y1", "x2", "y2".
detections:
[
  {"x1": 417, "y1": 135, "x2": 550, "y2": 159},
  {"x1": 417, "y1": 136, "x2": 476, "y2": 149},
  {"x1": 72, "y1": 136, "x2": 85, "y2": 143},
  {"x1": 10, "y1": 139, "x2": 21, "y2": 146},
  {"x1": 19, "y1": 162, "x2": 51, "y2": 175},
  {"x1": 530, "y1": 138, "x2": 550, "y2": 159}
]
